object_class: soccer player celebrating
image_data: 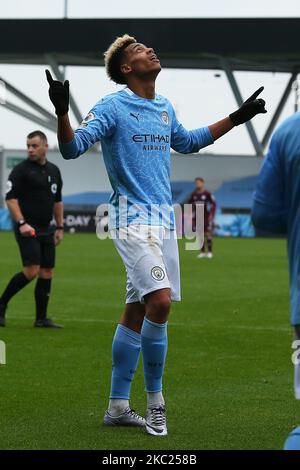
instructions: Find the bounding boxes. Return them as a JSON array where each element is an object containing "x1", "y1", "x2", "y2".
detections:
[
  {"x1": 46, "y1": 34, "x2": 266, "y2": 436},
  {"x1": 0, "y1": 131, "x2": 64, "y2": 328},
  {"x1": 189, "y1": 177, "x2": 216, "y2": 259}
]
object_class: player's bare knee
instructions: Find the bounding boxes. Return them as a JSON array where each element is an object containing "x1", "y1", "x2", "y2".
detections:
[
  {"x1": 23, "y1": 265, "x2": 40, "y2": 281},
  {"x1": 39, "y1": 268, "x2": 54, "y2": 279},
  {"x1": 149, "y1": 296, "x2": 171, "y2": 319}
]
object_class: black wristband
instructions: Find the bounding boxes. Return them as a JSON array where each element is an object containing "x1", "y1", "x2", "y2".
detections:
[
  {"x1": 56, "y1": 226, "x2": 64, "y2": 230},
  {"x1": 17, "y1": 219, "x2": 26, "y2": 227}
]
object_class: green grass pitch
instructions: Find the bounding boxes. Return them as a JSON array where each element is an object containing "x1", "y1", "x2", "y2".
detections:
[{"x1": 0, "y1": 232, "x2": 298, "y2": 450}]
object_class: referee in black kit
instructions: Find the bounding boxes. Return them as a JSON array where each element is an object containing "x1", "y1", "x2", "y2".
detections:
[{"x1": 0, "y1": 131, "x2": 64, "y2": 328}]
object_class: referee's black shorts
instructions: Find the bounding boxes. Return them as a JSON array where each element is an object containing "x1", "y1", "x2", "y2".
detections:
[{"x1": 15, "y1": 227, "x2": 56, "y2": 268}]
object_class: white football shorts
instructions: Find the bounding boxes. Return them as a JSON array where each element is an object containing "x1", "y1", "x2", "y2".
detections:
[{"x1": 110, "y1": 225, "x2": 181, "y2": 304}]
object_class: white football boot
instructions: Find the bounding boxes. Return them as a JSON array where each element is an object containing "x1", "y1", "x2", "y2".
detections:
[
  {"x1": 103, "y1": 407, "x2": 145, "y2": 427},
  {"x1": 145, "y1": 405, "x2": 168, "y2": 436}
]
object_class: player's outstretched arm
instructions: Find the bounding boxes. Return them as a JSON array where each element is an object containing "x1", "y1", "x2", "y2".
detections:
[
  {"x1": 208, "y1": 117, "x2": 234, "y2": 141},
  {"x1": 45, "y1": 69, "x2": 74, "y2": 144},
  {"x1": 209, "y1": 86, "x2": 267, "y2": 141}
]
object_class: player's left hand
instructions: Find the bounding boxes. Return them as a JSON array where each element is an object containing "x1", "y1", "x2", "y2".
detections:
[
  {"x1": 54, "y1": 229, "x2": 64, "y2": 246},
  {"x1": 229, "y1": 86, "x2": 267, "y2": 126}
]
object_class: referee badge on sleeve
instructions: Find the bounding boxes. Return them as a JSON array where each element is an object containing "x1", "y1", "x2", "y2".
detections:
[{"x1": 6, "y1": 180, "x2": 12, "y2": 193}]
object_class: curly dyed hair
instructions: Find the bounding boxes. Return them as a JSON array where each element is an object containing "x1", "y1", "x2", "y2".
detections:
[{"x1": 104, "y1": 34, "x2": 137, "y2": 85}]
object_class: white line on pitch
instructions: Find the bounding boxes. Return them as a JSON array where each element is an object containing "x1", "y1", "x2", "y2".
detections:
[{"x1": 5, "y1": 316, "x2": 291, "y2": 332}]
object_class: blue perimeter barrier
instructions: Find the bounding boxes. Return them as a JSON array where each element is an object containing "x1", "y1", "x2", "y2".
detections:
[
  {"x1": 0, "y1": 208, "x2": 12, "y2": 231},
  {"x1": 0, "y1": 207, "x2": 255, "y2": 237}
]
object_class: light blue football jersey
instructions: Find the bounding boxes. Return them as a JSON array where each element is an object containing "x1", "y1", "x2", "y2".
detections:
[
  {"x1": 59, "y1": 88, "x2": 214, "y2": 229},
  {"x1": 252, "y1": 112, "x2": 300, "y2": 325}
]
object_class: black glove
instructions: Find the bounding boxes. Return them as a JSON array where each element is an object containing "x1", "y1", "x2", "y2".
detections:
[
  {"x1": 229, "y1": 86, "x2": 267, "y2": 126},
  {"x1": 45, "y1": 69, "x2": 69, "y2": 116}
]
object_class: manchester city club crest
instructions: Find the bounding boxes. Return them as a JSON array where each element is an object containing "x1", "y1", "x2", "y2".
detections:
[
  {"x1": 161, "y1": 111, "x2": 169, "y2": 125},
  {"x1": 151, "y1": 266, "x2": 165, "y2": 281}
]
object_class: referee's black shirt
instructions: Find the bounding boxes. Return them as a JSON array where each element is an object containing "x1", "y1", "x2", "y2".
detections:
[{"x1": 6, "y1": 159, "x2": 63, "y2": 228}]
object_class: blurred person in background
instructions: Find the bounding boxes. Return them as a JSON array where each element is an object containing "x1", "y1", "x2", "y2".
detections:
[
  {"x1": 188, "y1": 177, "x2": 216, "y2": 259},
  {"x1": 0, "y1": 131, "x2": 64, "y2": 329}
]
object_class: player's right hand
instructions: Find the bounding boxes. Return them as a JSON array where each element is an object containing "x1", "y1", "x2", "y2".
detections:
[
  {"x1": 19, "y1": 223, "x2": 36, "y2": 237},
  {"x1": 45, "y1": 69, "x2": 69, "y2": 116}
]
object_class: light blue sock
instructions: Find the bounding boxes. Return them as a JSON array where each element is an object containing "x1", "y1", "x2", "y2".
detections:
[
  {"x1": 141, "y1": 318, "x2": 168, "y2": 393},
  {"x1": 110, "y1": 324, "x2": 141, "y2": 399}
]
